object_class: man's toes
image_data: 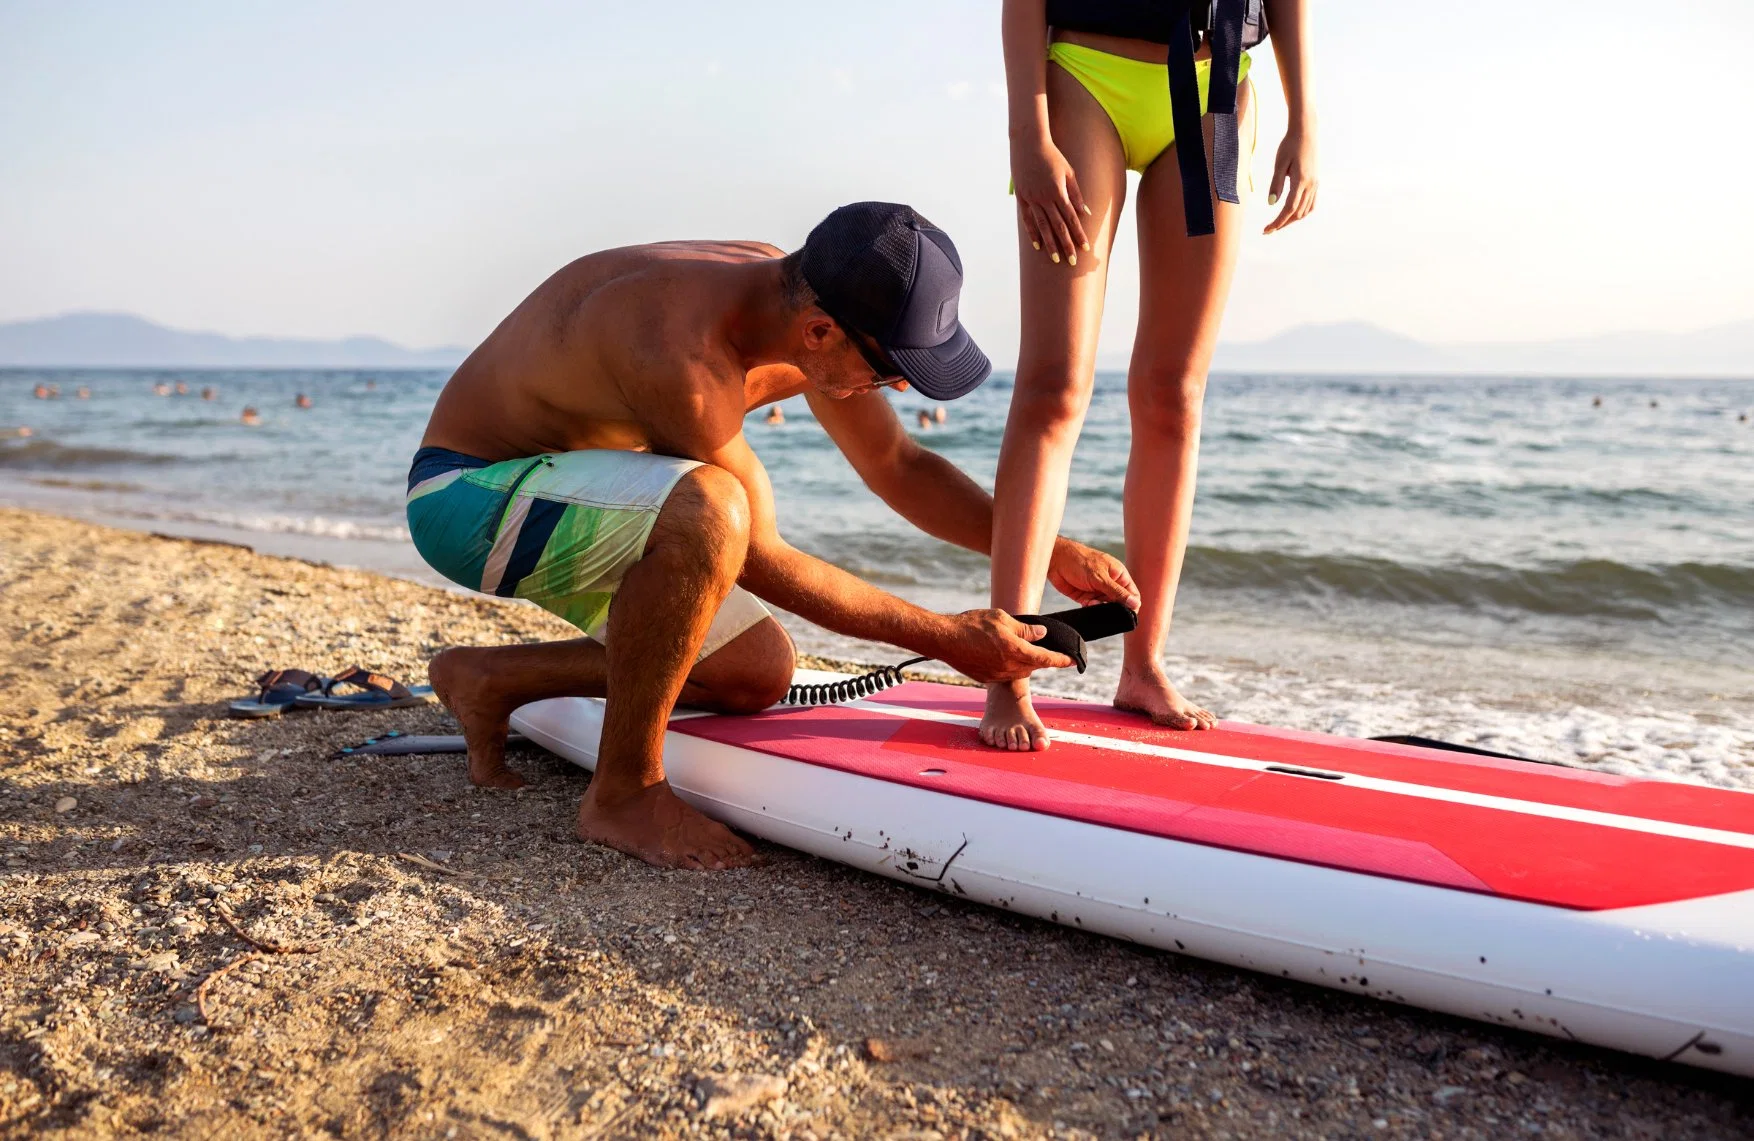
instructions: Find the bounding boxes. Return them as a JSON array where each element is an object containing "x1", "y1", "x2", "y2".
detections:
[{"x1": 704, "y1": 838, "x2": 754, "y2": 870}]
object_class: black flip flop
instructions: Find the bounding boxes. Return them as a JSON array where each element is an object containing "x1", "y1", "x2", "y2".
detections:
[
  {"x1": 293, "y1": 666, "x2": 436, "y2": 711},
  {"x1": 228, "y1": 669, "x2": 330, "y2": 719}
]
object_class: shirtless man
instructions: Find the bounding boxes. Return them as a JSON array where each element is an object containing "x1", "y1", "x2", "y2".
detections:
[{"x1": 409, "y1": 202, "x2": 1139, "y2": 870}]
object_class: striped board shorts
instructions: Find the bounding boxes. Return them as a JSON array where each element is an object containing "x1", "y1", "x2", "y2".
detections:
[{"x1": 404, "y1": 446, "x2": 770, "y2": 659}]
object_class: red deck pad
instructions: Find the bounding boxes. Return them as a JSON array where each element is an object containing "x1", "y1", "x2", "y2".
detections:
[
  {"x1": 670, "y1": 684, "x2": 1754, "y2": 910},
  {"x1": 876, "y1": 683, "x2": 1754, "y2": 835}
]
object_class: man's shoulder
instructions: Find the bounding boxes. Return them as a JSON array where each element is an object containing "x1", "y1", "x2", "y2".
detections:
[
  {"x1": 642, "y1": 239, "x2": 785, "y2": 261},
  {"x1": 566, "y1": 239, "x2": 782, "y2": 275}
]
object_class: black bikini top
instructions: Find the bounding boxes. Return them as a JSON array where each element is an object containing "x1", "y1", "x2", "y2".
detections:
[{"x1": 1044, "y1": 0, "x2": 1269, "y2": 238}]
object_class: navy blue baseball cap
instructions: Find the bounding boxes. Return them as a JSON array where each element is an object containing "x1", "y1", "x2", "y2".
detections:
[{"x1": 799, "y1": 202, "x2": 992, "y2": 401}]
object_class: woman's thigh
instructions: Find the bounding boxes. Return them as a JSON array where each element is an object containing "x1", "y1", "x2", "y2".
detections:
[
  {"x1": 1015, "y1": 61, "x2": 1132, "y2": 388},
  {"x1": 1128, "y1": 77, "x2": 1256, "y2": 387}
]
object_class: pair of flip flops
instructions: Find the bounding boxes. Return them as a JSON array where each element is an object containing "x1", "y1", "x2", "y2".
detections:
[{"x1": 227, "y1": 666, "x2": 435, "y2": 719}]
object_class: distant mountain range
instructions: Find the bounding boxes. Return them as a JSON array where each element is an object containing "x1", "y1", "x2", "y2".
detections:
[
  {"x1": 3, "y1": 311, "x2": 1751, "y2": 376},
  {"x1": 0, "y1": 313, "x2": 467, "y2": 368},
  {"x1": 1205, "y1": 319, "x2": 1754, "y2": 377}
]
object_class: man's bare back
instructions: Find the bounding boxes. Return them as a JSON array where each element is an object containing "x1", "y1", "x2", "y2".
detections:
[{"x1": 424, "y1": 241, "x2": 798, "y2": 464}]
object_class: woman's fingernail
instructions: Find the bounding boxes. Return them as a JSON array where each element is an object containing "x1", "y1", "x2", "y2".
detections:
[
  {"x1": 1032, "y1": 241, "x2": 1041, "y2": 250},
  {"x1": 1082, "y1": 240, "x2": 1090, "y2": 251},
  {"x1": 1068, "y1": 253, "x2": 1077, "y2": 266},
  {"x1": 1268, "y1": 193, "x2": 1279, "y2": 205},
  {"x1": 1082, "y1": 204, "x2": 1093, "y2": 215},
  {"x1": 1051, "y1": 252, "x2": 1061, "y2": 264}
]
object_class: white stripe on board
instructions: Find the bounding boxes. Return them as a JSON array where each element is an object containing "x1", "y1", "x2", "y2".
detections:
[
  {"x1": 478, "y1": 493, "x2": 532, "y2": 595},
  {"x1": 849, "y1": 700, "x2": 1754, "y2": 852}
]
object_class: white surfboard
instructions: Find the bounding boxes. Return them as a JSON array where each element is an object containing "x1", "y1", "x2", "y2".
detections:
[{"x1": 511, "y1": 670, "x2": 1754, "y2": 1076}]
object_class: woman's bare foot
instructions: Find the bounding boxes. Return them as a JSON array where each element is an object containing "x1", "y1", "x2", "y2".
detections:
[
  {"x1": 576, "y1": 781, "x2": 759, "y2": 870},
  {"x1": 428, "y1": 648, "x2": 528, "y2": 789},
  {"x1": 980, "y1": 680, "x2": 1051, "y2": 752},
  {"x1": 1114, "y1": 664, "x2": 1217, "y2": 730}
]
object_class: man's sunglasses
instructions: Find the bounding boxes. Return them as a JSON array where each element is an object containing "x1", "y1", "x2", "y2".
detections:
[{"x1": 843, "y1": 325, "x2": 907, "y2": 387}]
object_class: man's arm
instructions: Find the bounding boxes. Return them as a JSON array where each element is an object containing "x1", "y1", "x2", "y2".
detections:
[
  {"x1": 702, "y1": 429, "x2": 1072, "y2": 681},
  {"x1": 807, "y1": 389, "x2": 1139, "y2": 607}
]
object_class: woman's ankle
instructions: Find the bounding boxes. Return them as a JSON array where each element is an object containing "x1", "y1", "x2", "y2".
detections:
[{"x1": 1119, "y1": 657, "x2": 1167, "y2": 682}]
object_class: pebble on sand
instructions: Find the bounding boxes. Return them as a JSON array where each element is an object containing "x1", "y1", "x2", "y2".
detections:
[
  {"x1": 54, "y1": 796, "x2": 77, "y2": 814},
  {"x1": 698, "y1": 1072, "x2": 787, "y2": 1119}
]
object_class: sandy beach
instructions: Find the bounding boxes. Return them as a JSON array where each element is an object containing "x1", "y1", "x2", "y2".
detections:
[{"x1": 2, "y1": 506, "x2": 1749, "y2": 1139}]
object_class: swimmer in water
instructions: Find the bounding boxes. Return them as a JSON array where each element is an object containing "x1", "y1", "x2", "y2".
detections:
[
  {"x1": 201, "y1": 387, "x2": 216, "y2": 401},
  {"x1": 1592, "y1": 396, "x2": 1602, "y2": 408},
  {"x1": 240, "y1": 407, "x2": 261, "y2": 425},
  {"x1": 295, "y1": 393, "x2": 313, "y2": 409},
  {"x1": 933, "y1": 406, "x2": 946, "y2": 424},
  {"x1": 917, "y1": 409, "x2": 933, "y2": 429},
  {"x1": 76, "y1": 387, "x2": 90, "y2": 400},
  {"x1": 154, "y1": 382, "x2": 171, "y2": 397},
  {"x1": 32, "y1": 384, "x2": 50, "y2": 399},
  {"x1": 765, "y1": 405, "x2": 785, "y2": 425},
  {"x1": 175, "y1": 382, "x2": 189, "y2": 396},
  {"x1": 365, "y1": 379, "x2": 378, "y2": 391}
]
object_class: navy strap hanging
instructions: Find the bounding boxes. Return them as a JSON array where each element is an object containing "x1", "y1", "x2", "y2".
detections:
[
  {"x1": 1167, "y1": 0, "x2": 1251, "y2": 237},
  {"x1": 1165, "y1": 6, "x2": 1213, "y2": 237}
]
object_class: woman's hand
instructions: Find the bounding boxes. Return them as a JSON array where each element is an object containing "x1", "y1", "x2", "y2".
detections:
[
  {"x1": 1263, "y1": 124, "x2": 1318, "y2": 234},
  {"x1": 1012, "y1": 137, "x2": 1091, "y2": 265}
]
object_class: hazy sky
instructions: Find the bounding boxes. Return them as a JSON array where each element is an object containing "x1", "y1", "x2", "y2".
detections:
[{"x1": 3, "y1": 0, "x2": 1751, "y2": 363}]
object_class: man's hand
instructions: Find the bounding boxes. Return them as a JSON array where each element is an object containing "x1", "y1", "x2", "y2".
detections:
[
  {"x1": 1048, "y1": 538, "x2": 1140, "y2": 610},
  {"x1": 934, "y1": 609, "x2": 1074, "y2": 683}
]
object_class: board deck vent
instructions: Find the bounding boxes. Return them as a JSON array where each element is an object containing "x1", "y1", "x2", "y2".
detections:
[{"x1": 1265, "y1": 765, "x2": 1345, "y2": 781}]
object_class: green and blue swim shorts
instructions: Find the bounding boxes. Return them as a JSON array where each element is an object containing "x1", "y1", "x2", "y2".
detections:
[{"x1": 405, "y1": 446, "x2": 770, "y2": 658}]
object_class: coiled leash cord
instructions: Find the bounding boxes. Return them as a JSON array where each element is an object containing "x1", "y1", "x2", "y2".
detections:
[
  {"x1": 784, "y1": 658, "x2": 930, "y2": 706},
  {"x1": 782, "y1": 602, "x2": 1139, "y2": 707}
]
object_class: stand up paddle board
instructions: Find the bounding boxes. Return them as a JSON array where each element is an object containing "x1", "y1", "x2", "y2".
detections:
[{"x1": 510, "y1": 670, "x2": 1754, "y2": 1076}]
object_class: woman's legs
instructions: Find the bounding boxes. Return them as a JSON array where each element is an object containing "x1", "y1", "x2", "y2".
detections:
[
  {"x1": 982, "y1": 62, "x2": 1131, "y2": 752},
  {"x1": 1115, "y1": 80, "x2": 1254, "y2": 729}
]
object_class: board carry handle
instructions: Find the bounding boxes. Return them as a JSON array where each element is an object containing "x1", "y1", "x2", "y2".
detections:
[{"x1": 782, "y1": 602, "x2": 1139, "y2": 707}]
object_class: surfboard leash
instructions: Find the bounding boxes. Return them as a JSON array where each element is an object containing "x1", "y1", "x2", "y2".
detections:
[{"x1": 782, "y1": 601, "x2": 1139, "y2": 707}]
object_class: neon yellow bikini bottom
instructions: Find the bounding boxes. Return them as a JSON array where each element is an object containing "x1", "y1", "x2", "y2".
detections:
[{"x1": 1048, "y1": 41, "x2": 1253, "y2": 177}]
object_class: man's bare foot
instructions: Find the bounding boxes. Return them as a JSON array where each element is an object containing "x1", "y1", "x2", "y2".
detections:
[
  {"x1": 576, "y1": 781, "x2": 759, "y2": 870},
  {"x1": 428, "y1": 648, "x2": 528, "y2": 789},
  {"x1": 980, "y1": 681, "x2": 1051, "y2": 752},
  {"x1": 1114, "y1": 664, "x2": 1217, "y2": 730}
]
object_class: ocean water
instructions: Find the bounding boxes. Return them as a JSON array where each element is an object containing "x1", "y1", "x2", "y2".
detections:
[{"x1": 3, "y1": 368, "x2": 1751, "y2": 787}]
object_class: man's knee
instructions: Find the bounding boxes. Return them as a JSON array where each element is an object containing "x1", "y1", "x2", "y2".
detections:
[
  {"x1": 648, "y1": 464, "x2": 750, "y2": 567},
  {"x1": 694, "y1": 618, "x2": 795, "y2": 714}
]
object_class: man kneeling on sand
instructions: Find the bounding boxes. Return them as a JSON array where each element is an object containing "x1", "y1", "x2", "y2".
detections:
[{"x1": 409, "y1": 203, "x2": 1138, "y2": 870}]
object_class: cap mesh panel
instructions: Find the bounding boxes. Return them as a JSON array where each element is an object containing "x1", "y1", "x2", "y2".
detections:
[{"x1": 799, "y1": 202, "x2": 922, "y2": 340}]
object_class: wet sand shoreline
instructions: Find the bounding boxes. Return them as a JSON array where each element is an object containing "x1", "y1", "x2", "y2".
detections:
[{"x1": 1, "y1": 507, "x2": 1749, "y2": 1138}]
